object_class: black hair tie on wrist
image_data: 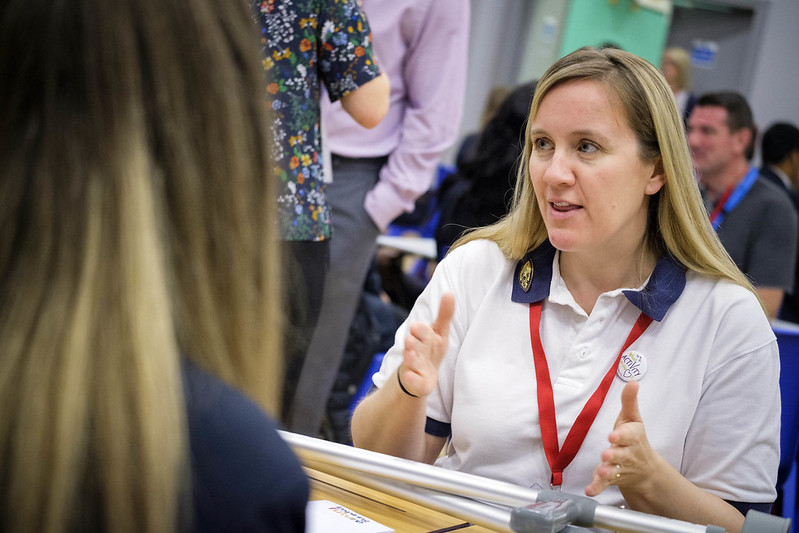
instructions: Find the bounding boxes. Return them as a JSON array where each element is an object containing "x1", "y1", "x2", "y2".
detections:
[{"x1": 397, "y1": 370, "x2": 419, "y2": 398}]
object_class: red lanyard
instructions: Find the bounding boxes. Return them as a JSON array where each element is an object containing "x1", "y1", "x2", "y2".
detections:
[
  {"x1": 529, "y1": 301, "x2": 653, "y2": 487},
  {"x1": 708, "y1": 185, "x2": 734, "y2": 225}
]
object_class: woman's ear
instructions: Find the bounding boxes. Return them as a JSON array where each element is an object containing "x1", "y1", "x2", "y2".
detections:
[
  {"x1": 732, "y1": 126, "x2": 753, "y2": 159},
  {"x1": 789, "y1": 149, "x2": 799, "y2": 188},
  {"x1": 645, "y1": 157, "x2": 666, "y2": 195}
]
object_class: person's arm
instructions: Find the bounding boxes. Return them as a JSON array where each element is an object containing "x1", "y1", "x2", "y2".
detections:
[
  {"x1": 758, "y1": 287, "x2": 784, "y2": 319},
  {"x1": 364, "y1": 0, "x2": 470, "y2": 231},
  {"x1": 319, "y1": 0, "x2": 387, "y2": 127},
  {"x1": 585, "y1": 381, "x2": 745, "y2": 532},
  {"x1": 339, "y1": 72, "x2": 390, "y2": 129},
  {"x1": 351, "y1": 293, "x2": 454, "y2": 463}
]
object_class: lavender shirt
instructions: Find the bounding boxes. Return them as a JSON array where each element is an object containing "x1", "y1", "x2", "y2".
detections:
[{"x1": 321, "y1": 0, "x2": 470, "y2": 231}]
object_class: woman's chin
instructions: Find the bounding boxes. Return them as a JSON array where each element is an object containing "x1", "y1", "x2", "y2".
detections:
[{"x1": 546, "y1": 231, "x2": 581, "y2": 252}]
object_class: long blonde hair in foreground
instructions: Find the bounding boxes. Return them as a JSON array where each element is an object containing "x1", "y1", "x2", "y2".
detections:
[
  {"x1": 0, "y1": 0, "x2": 281, "y2": 531},
  {"x1": 456, "y1": 47, "x2": 757, "y2": 300}
]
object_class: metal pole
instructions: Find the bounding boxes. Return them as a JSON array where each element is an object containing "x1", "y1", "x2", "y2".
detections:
[
  {"x1": 282, "y1": 432, "x2": 712, "y2": 533},
  {"x1": 282, "y1": 431, "x2": 539, "y2": 508}
]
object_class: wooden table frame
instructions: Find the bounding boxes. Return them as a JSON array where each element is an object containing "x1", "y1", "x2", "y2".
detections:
[{"x1": 308, "y1": 467, "x2": 496, "y2": 532}]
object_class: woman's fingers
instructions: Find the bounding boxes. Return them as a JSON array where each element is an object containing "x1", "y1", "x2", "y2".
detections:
[
  {"x1": 586, "y1": 381, "x2": 655, "y2": 497},
  {"x1": 585, "y1": 461, "x2": 616, "y2": 496},
  {"x1": 613, "y1": 380, "x2": 642, "y2": 429},
  {"x1": 399, "y1": 293, "x2": 455, "y2": 397},
  {"x1": 432, "y1": 292, "x2": 455, "y2": 336}
]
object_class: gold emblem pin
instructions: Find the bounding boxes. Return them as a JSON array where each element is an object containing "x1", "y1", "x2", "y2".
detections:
[{"x1": 519, "y1": 260, "x2": 533, "y2": 292}]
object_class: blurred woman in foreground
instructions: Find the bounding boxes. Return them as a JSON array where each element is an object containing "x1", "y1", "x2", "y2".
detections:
[{"x1": 0, "y1": 0, "x2": 307, "y2": 531}]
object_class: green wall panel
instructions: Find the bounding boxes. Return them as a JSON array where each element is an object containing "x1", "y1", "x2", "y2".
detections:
[{"x1": 559, "y1": 0, "x2": 670, "y2": 66}]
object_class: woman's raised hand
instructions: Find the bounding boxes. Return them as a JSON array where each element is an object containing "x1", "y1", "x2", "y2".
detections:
[
  {"x1": 585, "y1": 380, "x2": 663, "y2": 498},
  {"x1": 397, "y1": 293, "x2": 455, "y2": 398}
]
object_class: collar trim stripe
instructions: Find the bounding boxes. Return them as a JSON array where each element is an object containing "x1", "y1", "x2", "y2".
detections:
[{"x1": 510, "y1": 241, "x2": 686, "y2": 321}]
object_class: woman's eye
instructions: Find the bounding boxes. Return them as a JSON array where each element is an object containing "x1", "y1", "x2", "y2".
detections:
[
  {"x1": 578, "y1": 141, "x2": 598, "y2": 153},
  {"x1": 533, "y1": 137, "x2": 552, "y2": 150}
]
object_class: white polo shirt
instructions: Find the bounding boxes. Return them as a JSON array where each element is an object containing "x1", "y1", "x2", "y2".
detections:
[{"x1": 373, "y1": 239, "x2": 779, "y2": 507}]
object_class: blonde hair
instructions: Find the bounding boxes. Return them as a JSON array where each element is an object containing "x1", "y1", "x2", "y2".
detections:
[
  {"x1": 0, "y1": 0, "x2": 281, "y2": 531},
  {"x1": 663, "y1": 46, "x2": 693, "y2": 91},
  {"x1": 455, "y1": 47, "x2": 757, "y2": 300}
]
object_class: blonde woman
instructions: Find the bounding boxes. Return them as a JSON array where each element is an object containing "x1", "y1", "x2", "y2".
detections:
[
  {"x1": 0, "y1": 0, "x2": 306, "y2": 531},
  {"x1": 352, "y1": 47, "x2": 778, "y2": 532},
  {"x1": 661, "y1": 46, "x2": 698, "y2": 124}
]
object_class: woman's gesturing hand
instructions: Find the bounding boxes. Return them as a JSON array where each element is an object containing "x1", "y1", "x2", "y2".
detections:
[
  {"x1": 585, "y1": 380, "x2": 663, "y2": 499},
  {"x1": 397, "y1": 293, "x2": 455, "y2": 398}
]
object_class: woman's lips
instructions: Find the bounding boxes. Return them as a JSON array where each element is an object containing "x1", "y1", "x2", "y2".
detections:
[{"x1": 551, "y1": 201, "x2": 581, "y2": 212}]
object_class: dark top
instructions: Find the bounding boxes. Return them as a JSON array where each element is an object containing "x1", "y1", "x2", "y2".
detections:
[
  {"x1": 703, "y1": 176, "x2": 798, "y2": 291},
  {"x1": 184, "y1": 359, "x2": 308, "y2": 532},
  {"x1": 760, "y1": 166, "x2": 799, "y2": 322},
  {"x1": 682, "y1": 91, "x2": 698, "y2": 127}
]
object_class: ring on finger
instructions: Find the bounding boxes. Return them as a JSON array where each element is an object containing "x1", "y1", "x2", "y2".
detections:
[{"x1": 615, "y1": 464, "x2": 622, "y2": 479}]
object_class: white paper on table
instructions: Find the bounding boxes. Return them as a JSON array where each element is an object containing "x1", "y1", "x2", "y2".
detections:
[
  {"x1": 376, "y1": 235, "x2": 437, "y2": 259},
  {"x1": 305, "y1": 500, "x2": 394, "y2": 533}
]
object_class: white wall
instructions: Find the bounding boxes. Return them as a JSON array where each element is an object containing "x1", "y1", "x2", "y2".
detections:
[{"x1": 748, "y1": 0, "x2": 799, "y2": 143}]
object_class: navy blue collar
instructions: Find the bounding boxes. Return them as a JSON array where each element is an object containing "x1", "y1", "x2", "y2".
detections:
[{"x1": 511, "y1": 241, "x2": 686, "y2": 321}]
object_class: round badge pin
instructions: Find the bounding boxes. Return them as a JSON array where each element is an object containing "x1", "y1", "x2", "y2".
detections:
[{"x1": 617, "y1": 350, "x2": 647, "y2": 381}]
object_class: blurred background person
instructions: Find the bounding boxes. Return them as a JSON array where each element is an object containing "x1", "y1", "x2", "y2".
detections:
[
  {"x1": 373, "y1": 81, "x2": 537, "y2": 318},
  {"x1": 760, "y1": 122, "x2": 799, "y2": 322},
  {"x1": 436, "y1": 81, "x2": 537, "y2": 256},
  {"x1": 761, "y1": 122, "x2": 799, "y2": 193},
  {"x1": 286, "y1": 0, "x2": 470, "y2": 437},
  {"x1": 454, "y1": 84, "x2": 513, "y2": 168},
  {"x1": 254, "y1": 0, "x2": 389, "y2": 425},
  {"x1": 0, "y1": 0, "x2": 307, "y2": 531},
  {"x1": 661, "y1": 46, "x2": 697, "y2": 127},
  {"x1": 688, "y1": 91, "x2": 798, "y2": 319}
]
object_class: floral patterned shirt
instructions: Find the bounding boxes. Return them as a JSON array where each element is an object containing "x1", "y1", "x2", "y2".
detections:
[{"x1": 254, "y1": 0, "x2": 381, "y2": 241}]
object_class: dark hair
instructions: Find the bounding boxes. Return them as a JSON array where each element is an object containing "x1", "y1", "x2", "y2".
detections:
[
  {"x1": 696, "y1": 91, "x2": 757, "y2": 160},
  {"x1": 462, "y1": 81, "x2": 537, "y2": 188},
  {"x1": 762, "y1": 122, "x2": 799, "y2": 165},
  {"x1": 435, "y1": 81, "x2": 536, "y2": 250}
]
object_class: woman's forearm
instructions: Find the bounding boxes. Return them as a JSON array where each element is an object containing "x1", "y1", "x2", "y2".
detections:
[
  {"x1": 622, "y1": 454, "x2": 745, "y2": 533},
  {"x1": 351, "y1": 368, "x2": 440, "y2": 463}
]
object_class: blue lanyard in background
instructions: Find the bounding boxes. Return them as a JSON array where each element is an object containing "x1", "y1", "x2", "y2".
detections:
[{"x1": 711, "y1": 166, "x2": 760, "y2": 231}]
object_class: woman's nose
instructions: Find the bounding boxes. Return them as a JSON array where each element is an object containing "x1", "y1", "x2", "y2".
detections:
[{"x1": 542, "y1": 151, "x2": 575, "y2": 186}]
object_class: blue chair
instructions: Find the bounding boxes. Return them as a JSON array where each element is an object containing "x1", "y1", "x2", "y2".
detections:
[{"x1": 773, "y1": 321, "x2": 799, "y2": 521}]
